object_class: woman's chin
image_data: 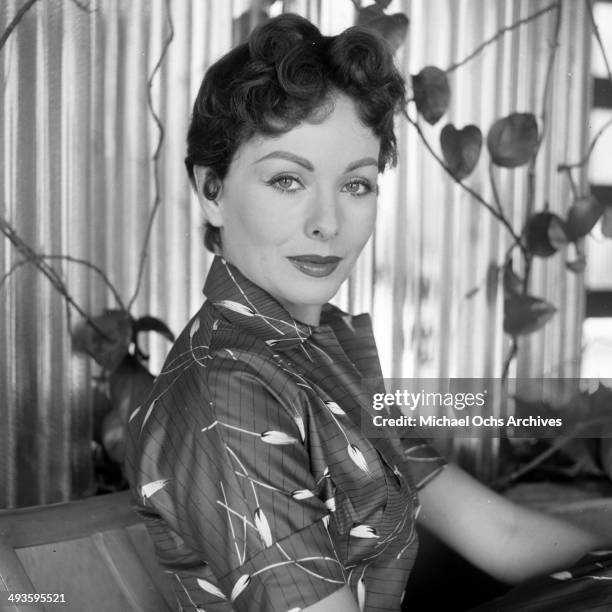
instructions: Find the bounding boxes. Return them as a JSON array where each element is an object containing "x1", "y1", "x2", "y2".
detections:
[
  {"x1": 275, "y1": 281, "x2": 342, "y2": 323},
  {"x1": 293, "y1": 272, "x2": 344, "y2": 296}
]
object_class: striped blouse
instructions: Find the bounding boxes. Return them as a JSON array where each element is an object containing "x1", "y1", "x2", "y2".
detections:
[{"x1": 125, "y1": 256, "x2": 446, "y2": 611}]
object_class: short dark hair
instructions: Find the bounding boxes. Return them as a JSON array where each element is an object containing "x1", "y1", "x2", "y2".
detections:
[{"x1": 185, "y1": 13, "x2": 406, "y2": 253}]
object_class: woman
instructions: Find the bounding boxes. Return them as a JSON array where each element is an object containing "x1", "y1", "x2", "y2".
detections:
[{"x1": 125, "y1": 14, "x2": 610, "y2": 612}]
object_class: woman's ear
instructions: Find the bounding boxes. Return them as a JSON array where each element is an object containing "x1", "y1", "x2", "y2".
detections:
[{"x1": 193, "y1": 166, "x2": 223, "y2": 228}]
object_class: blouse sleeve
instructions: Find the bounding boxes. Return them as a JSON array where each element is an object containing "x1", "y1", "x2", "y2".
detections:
[
  {"x1": 386, "y1": 401, "x2": 447, "y2": 490},
  {"x1": 338, "y1": 310, "x2": 447, "y2": 492},
  {"x1": 397, "y1": 437, "x2": 447, "y2": 490},
  {"x1": 130, "y1": 352, "x2": 347, "y2": 612}
]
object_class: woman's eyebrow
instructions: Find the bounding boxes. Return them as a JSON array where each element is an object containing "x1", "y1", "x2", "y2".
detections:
[
  {"x1": 253, "y1": 152, "x2": 378, "y2": 173},
  {"x1": 253, "y1": 151, "x2": 314, "y2": 170},
  {"x1": 344, "y1": 157, "x2": 378, "y2": 172}
]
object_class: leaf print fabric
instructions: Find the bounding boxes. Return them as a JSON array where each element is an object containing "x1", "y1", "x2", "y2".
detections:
[{"x1": 125, "y1": 256, "x2": 446, "y2": 611}]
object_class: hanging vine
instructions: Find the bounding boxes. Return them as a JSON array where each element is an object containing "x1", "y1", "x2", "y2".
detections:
[
  {"x1": 391, "y1": 0, "x2": 612, "y2": 487},
  {"x1": 0, "y1": 0, "x2": 176, "y2": 488}
]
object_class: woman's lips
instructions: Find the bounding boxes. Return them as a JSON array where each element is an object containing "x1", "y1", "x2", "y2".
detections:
[{"x1": 287, "y1": 255, "x2": 342, "y2": 277}]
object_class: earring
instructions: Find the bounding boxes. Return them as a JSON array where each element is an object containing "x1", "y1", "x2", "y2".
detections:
[{"x1": 204, "y1": 176, "x2": 220, "y2": 201}]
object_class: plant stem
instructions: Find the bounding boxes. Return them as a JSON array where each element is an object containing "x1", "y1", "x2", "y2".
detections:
[
  {"x1": 0, "y1": 258, "x2": 30, "y2": 290},
  {"x1": 495, "y1": 434, "x2": 569, "y2": 489},
  {"x1": 587, "y1": 0, "x2": 612, "y2": 88},
  {"x1": 43, "y1": 254, "x2": 125, "y2": 310},
  {"x1": 537, "y1": 2, "x2": 562, "y2": 155},
  {"x1": 446, "y1": 2, "x2": 559, "y2": 73},
  {"x1": 501, "y1": 337, "x2": 518, "y2": 381},
  {"x1": 504, "y1": 242, "x2": 523, "y2": 266},
  {"x1": 488, "y1": 161, "x2": 504, "y2": 218},
  {"x1": 493, "y1": 415, "x2": 611, "y2": 489},
  {"x1": 567, "y1": 170, "x2": 579, "y2": 199},
  {"x1": 504, "y1": 3, "x2": 561, "y2": 383},
  {"x1": 555, "y1": 5, "x2": 612, "y2": 200},
  {"x1": 127, "y1": 0, "x2": 174, "y2": 312},
  {"x1": 558, "y1": 116, "x2": 612, "y2": 172},
  {"x1": 522, "y1": 255, "x2": 532, "y2": 295},
  {"x1": 559, "y1": 167, "x2": 579, "y2": 199},
  {"x1": 0, "y1": 0, "x2": 40, "y2": 53},
  {"x1": 67, "y1": 0, "x2": 97, "y2": 12},
  {"x1": 404, "y1": 111, "x2": 523, "y2": 246},
  {"x1": 0, "y1": 215, "x2": 111, "y2": 341},
  {"x1": 526, "y1": 1, "x2": 562, "y2": 219}
]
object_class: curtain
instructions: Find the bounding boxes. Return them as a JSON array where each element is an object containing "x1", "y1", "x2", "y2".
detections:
[{"x1": 0, "y1": 0, "x2": 591, "y2": 507}]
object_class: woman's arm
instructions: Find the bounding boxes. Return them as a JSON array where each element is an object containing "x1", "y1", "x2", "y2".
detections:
[
  {"x1": 417, "y1": 463, "x2": 608, "y2": 584},
  {"x1": 302, "y1": 585, "x2": 360, "y2": 612}
]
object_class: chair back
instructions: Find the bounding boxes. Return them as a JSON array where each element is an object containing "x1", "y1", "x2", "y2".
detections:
[{"x1": 0, "y1": 491, "x2": 174, "y2": 611}]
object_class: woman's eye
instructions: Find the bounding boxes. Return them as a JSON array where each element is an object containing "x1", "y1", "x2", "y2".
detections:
[
  {"x1": 343, "y1": 179, "x2": 373, "y2": 196},
  {"x1": 268, "y1": 175, "x2": 302, "y2": 192}
]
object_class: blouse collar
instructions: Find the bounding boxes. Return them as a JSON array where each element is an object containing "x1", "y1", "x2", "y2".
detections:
[{"x1": 203, "y1": 256, "x2": 346, "y2": 350}]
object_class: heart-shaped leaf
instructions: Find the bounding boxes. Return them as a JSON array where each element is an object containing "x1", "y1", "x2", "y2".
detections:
[
  {"x1": 440, "y1": 124, "x2": 483, "y2": 179},
  {"x1": 72, "y1": 309, "x2": 133, "y2": 371},
  {"x1": 600, "y1": 206, "x2": 612, "y2": 239},
  {"x1": 93, "y1": 386, "x2": 113, "y2": 443},
  {"x1": 109, "y1": 354, "x2": 155, "y2": 421},
  {"x1": 589, "y1": 382, "x2": 612, "y2": 414},
  {"x1": 524, "y1": 211, "x2": 567, "y2": 258},
  {"x1": 564, "y1": 196, "x2": 604, "y2": 241},
  {"x1": 503, "y1": 294, "x2": 556, "y2": 336},
  {"x1": 412, "y1": 66, "x2": 450, "y2": 125},
  {"x1": 487, "y1": 113, "x2": 538, "y2": 167},
  {"x1": 103, "y1": 354, "x2": 155, "y2": 462},
  {"x1": 502, "y1": 259, "x2": 523, "y2": 297},
  {"x1": 549, "y1": 218, "x2": 570, "y2": 249},
  {"x1": 565, "y1": 253, "x2": 587, "y2": 273},
  {"x1": 232, "y1": 4, "x2": 279, "y2": 46},
  {"x1": 133, "y1": 315, "x2": 175, "y2": 343},
  {"x1": 361, "y1": 14, "x2": 409, "y2": 52},
  {"x1": 101, "y1": 409, "x2": 125, "y2": 465},
  {"x1": 565, "y1": 241, "x2": 586, "y2": 273}
]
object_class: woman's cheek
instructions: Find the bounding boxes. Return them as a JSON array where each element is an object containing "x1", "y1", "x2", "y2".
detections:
[
  {"x1": 235, "y1": 208, "x2": 272, "y2": 244},
  {"x1": 352, "y1": 203, "x2": 377, "y2": 247}
]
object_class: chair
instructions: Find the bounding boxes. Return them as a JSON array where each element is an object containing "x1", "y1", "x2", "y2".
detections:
[
  {"x1": 0, "y1": 491, "x2": 174, "y2": 611},
  {"x1": 2, "y1": 486, "x2": 611, "y2": 611}
]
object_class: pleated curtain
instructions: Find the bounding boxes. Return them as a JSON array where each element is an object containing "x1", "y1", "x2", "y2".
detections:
[{"x1": 0, "y1": 0, "x2": 590, "y2": 507}]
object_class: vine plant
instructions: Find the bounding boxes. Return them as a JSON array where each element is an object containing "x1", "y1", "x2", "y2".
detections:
[
  {"x1": 1, "y1": 1, "x2": 611, "y2": 490},
  {"x1": 0, "y1": 0, "x2": 175, "y2": 491},
  {"x1": 380, "y1": 0, "x2": 612, "y2": 488}
]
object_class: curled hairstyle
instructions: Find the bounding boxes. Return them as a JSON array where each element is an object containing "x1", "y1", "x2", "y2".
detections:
[{"x1": 185, "y1": 13, "x2": 407, "y2": 253}]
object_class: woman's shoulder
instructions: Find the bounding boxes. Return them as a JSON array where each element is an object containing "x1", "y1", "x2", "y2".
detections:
[
  {"x1": 126, "y1": 300, "x2": 306, "y2": 461},
  {"x1": 151, "y1": 300, "x2": 302, "y2": 399}
]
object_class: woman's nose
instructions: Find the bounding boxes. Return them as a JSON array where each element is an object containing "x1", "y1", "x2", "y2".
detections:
[{"x1": 306, "y1": 190, "x2": 340, "y2": 241}]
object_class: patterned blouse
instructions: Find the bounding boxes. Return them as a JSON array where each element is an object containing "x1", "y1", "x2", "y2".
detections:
[{"x1": 125, "y1": 256, "x2": 446, "y2": 612}]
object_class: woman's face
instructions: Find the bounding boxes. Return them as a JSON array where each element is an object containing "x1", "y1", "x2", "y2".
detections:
[{"x1": 209, "y1": 94, "x2": 380, "y2": 325}]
